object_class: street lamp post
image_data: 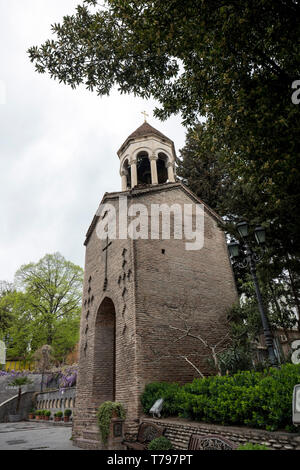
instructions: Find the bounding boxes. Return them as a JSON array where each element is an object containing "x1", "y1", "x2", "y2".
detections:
[{"x1": 228, "y1": 222, "x2": 278, "y2": 367}]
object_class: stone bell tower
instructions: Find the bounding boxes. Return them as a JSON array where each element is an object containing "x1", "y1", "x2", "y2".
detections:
[
  {"x1": 72, "y1": 121, "x2": 238, "y2": 449},
  {"x1": 118, "y1": 120, "x2": 176, "y2": 190}
]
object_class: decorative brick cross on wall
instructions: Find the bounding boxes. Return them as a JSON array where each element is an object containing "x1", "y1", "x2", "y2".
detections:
[{"x1": 102, "y1": 235, "x2": 112, "y2": 291}]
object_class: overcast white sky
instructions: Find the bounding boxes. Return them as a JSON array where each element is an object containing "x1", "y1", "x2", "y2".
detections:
[{"x1": 0, "y1": 0, "x2": 187, "y2": 282}]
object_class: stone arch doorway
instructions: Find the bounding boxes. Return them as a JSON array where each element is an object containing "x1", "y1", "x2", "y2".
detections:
[{"x1": 92, "y1": 297, "x2": 116, "y2": 404}]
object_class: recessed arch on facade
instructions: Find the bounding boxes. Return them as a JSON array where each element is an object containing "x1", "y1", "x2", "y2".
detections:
[{"x1": 92, "y1": 297, "x2": 116, "y2": 405}]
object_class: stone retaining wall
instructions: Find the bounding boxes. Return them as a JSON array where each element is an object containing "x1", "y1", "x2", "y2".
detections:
[
  {"x1": 0, "y1": 392, "x2": 35, "y2": 422},
  {"x1": 142, "y1": 417, "x2": 300, "y2": 450},
  {"x1": 35, "y1": 388, "x2": 76, "y2": 417},
  {"x1": 0, "y1": 373, "x2": 42, "y2": 406}
]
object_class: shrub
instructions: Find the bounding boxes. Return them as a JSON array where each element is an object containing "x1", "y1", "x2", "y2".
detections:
[
  {"x1": 55, "y1": 411, "x2": 63, "y2": 417},
  {"x1": 140, "y1": 364, "x2": 300, "y2": 431},
  {"x1": 148, "y1": 436, "x2": 173, "y2": 450},
  {"x1": 216, "y1": 346, "x2": 254, "y2": 375},
  {"x1": 141, "y1": 382, "x2": 182, "y2": 416},
  {"x1": 64, "y1": 409, "x2": 72, "y2": 417},
  {"x1": 96, "y1": 402, "x2": 126, "y2": 444},
  {"x1": 237, "y1": 443, "x2": 271, "y2": 450},
  {"x1": 45, "y1": 411, "x2": 51, "y2": 417}
]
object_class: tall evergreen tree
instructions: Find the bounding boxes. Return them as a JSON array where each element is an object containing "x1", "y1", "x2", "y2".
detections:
[{"x1": 177, "y1": 124, "x2": 230, "y2": 211}]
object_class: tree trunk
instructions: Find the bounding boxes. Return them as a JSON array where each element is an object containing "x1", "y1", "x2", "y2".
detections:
[
  {"x1": 16, "y1": 386, "x2": 21, "y2": 413},
  {"x1": 285, "y1": 257, "x2": 300, "y2": 330}
]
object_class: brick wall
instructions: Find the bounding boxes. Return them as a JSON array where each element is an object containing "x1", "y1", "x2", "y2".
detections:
[
  {"x1": 73, "y1": 195, "x2": 138, "y2": 444},
  {"x1": 143, "y1": 417, "x2": 300, "y2": 450},
  {"x1": 0, "y1": 392, "x2": 35, "y2": 422},
  {"x1": 73, "y1": 183, "x2": 238, "y2": 448},
  {"x1": 133, "y1": 186, "x2": 237, "y2": 401}
]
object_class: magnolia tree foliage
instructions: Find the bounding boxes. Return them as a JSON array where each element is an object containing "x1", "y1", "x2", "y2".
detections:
[
  {"x1": 28, "y1": 0, "x2": 300, "y2": 262},
  {"x1": 27, "y1": 1, "x2": 300, "y2": 353}
]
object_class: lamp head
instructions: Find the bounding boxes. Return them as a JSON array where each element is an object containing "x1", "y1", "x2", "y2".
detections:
[
  {"x1": 228, "y1": 239, "x2": 240, "y2": 259},
  {"x1": 236, "y1": 221, "x2": 249, "y2": 238},
  {"x1": 254, "y1": 226, "x2": 266, "y2": 245}
]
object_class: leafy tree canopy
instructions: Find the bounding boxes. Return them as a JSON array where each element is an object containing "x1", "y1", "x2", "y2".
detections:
[
  {"x1": 0, "y1": 282, "x2": 16, "y2": 334},
  {"x1": 28, "y1": 0, "x2": 300, "y2": 121},
  {"x1": 28, "y1": 0, "x2": 300, "y2": 251},
  {"x1": 27, "y1": 2, "x2": 300, "y2": 354},
  {"x1": 0, "y1": 253, "x2": 83, "y2": 362}
]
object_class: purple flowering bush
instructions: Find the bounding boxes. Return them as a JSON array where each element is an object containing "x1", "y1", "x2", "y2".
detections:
[
  {"x1": 44, "y1": 365, "x2": 78, "y2": 390},
  {"x1": 58, "y1": 367, "x2": 77, "y2": 389},
  {"x1": 1, "y1": 366, "x2": 78, "y2": 391},
  {"x1": 0, "y1": 370, "x2": 30, "y2": 379}
]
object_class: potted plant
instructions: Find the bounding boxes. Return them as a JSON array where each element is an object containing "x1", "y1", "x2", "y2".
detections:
[
  {"x1": 35, "y1": 410, "x2": 41, "y2": 420},
  {"x1": 64, "y1": 409, "x2": 72, "y2": 422},
  {"x1": 28, "y1": 408, "x2": 35, "y2": 420},
  {"x1": 96, "y1": 402, "x2": 126, "y2": 446},
  {"x1": 54, "y1": 411, "x2": 63, "y2": 422},
  {"x1": 8, "y1": 376, "x2": 33, "y2": 422},
  {"x1": 44, "y1": 410, "x2": 51, "y2": 421}
]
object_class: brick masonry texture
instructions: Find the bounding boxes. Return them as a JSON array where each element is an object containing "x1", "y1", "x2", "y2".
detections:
[
  {"x1": 143, "y1": 417, "x2": 300, "y2": 450},
  {"x1": 72, "y1": 183, "x2": 238, "y2": 448}
]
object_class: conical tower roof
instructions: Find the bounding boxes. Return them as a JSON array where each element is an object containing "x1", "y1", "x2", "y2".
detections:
[{"x1": 117, "y1": 122, "x2": 174, "y2": 157}]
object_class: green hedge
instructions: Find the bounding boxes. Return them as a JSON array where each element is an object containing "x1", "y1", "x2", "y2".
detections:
[
  {"x1": 236, "y1": 443, "x2": 271, "y2": 450},
  {"x1": 141, "y1": 364, "x2": 300, "y2": 432},
  {"x1": 148, "y1": 437, "x2": 173, "y2": 450}
]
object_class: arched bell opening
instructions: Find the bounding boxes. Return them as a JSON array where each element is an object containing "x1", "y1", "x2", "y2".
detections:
[
  {"x1": 157, "y1": 153, "x2": 169, "y2": 184},
  {"x1": 137, "y1": 151, "x2": 151, "y2": 185}
]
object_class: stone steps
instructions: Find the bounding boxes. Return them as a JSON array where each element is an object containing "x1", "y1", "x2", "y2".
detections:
[
  {"x1": 83, "y1": 429, "x2": 101, "y2": 441},
  {"x1": 74, "y1": 437, "x2": 101, "y2": 450},
  {"x1": 0, "y1": 374, "x2": 42, "y2": 407}
]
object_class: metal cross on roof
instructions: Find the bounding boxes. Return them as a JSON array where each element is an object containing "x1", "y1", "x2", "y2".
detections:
[{"x1": 141, "y1": 110, "x2": 149, "y2": 122}]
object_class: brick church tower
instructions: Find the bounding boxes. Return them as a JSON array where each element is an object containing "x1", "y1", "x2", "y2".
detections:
[{"x1": 72, "y1": 121, "x2": 238, "y2": 448}]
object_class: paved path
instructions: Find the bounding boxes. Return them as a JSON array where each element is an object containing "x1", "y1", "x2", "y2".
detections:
[{"x1": 0, "y1": 421, "x2": 82, "y2": 450}]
